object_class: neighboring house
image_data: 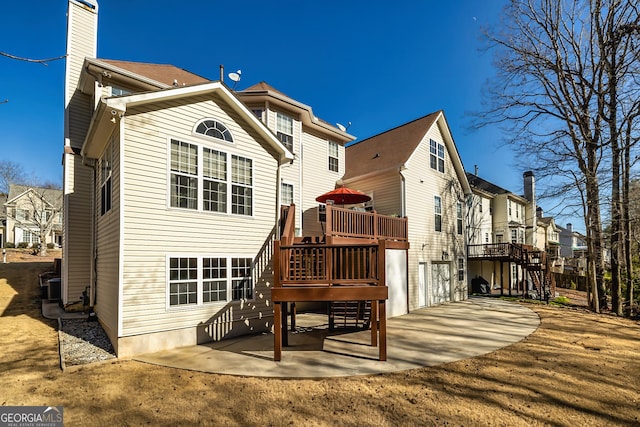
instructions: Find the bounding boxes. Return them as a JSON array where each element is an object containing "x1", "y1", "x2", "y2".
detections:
[
  {"x1": 466, "y1": 172, "x2": 546, "y2": 295},
  {"x1": 63, "y1": 0, "x2": 362, "y2": 357},
  {"x1": 343, "y1": 111, "x2": 472, "y2": 314},
  {"x1": 4, "y1": 185, "x2": 62, "y2": 248},
  {"x1": 535, "y1": 208, "x2": 563, "y2": 275},
  {"x1": 558, "y1": 223, "x2": 587, "y2": 258}
]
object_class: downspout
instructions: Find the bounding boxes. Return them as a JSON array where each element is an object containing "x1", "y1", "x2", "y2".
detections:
[{"x1": 82, "y1": 156, "x2": 97, "y2": 309}]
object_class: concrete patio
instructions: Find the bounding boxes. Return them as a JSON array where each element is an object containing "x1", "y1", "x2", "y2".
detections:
[{"x1": 135, "y1": 297, "x2": 540, "y2": 378}]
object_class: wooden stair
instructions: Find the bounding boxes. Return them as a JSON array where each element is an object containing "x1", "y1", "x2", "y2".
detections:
[{"x1": 329, "y1": 300, "x2": 371, "y2": 330}]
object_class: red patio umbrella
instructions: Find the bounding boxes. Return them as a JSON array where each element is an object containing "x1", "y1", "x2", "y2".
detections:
[{"x1": 315, "y1": 186, "x2": 371, "y2": 205}]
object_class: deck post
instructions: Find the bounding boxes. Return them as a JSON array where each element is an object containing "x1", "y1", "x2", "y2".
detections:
[
  {"x1": 282, "y1": 302, "x2": 289, "y2": 347},
  {"x1": 274, "y1": 301, "x2": 282, "y2": 361},
  {"x1": 379, "y1": 299, "x2": 387, "y2": 361},
  {"x1": 370, "y1": 300, "x2": 378, "y2": 347}
]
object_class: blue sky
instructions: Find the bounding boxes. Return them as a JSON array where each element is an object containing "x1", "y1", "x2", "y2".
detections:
[{"x1": 0, "y1": 1, "x2": 577, "y2": 229}]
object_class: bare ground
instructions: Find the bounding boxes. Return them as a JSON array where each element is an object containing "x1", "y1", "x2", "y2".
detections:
[{"x1": 1, "y1": 252, "x2": 639, "y2": 426}]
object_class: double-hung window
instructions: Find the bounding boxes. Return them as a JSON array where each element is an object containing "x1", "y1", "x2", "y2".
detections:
[
  {"x1": 328, "y1": 141, "x2": 339, "y2": 172},
  {"x1": 430, "y1": 139, "x2": 445, "y2": 173},
  {"x1": 170, "y1": 140, "x2": 198, "y2": 209},
  {"x1": 281, "y1": 182, "x2": 294, "y2": 206},
  {"x1": 434, "y1": 195, "x2": 442, "y2": 232},
  {"x1": 100, "y1": 141, "x2": 113, "y2": 216},
  {"x1": 276, "y1": 112, "x2": 294, "y2": 152},
  {"x1": 203, "y1": 148, "x2": 227, "y2": 213},
  {"x1": 458, "y1": 258, "x2": 465, "y2": 281},
  {"x1": 231, "y1": 155, "x2": 252, "y2": 215},
  {"x1": 456, "y1": 201, "x2": 463, "y2": 235},
  {"x1": 168, "y1": 256, "x2": 253, "y2": 307}
]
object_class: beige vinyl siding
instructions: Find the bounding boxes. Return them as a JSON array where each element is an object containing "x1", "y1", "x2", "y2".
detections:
[
  {"x1": 95, "y1": 135, "x2": 120, "y2": 342},
  {"x1": 64, "y1": 155, "x2": 94, "y2": 304},
  {"x1": 119, "y1": 95, "x2": 279, "y2": 337},
  {"x1": 300, "y1": 132, "x2": 344, "y2": 236},
  {"x1": 346, "y1": 170, "x2": 402, "y2": 217},
  {"x1": 404, "y1": 124, "x2": 466, "y2": 309}
]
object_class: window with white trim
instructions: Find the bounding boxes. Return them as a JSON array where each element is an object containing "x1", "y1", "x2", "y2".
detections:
[
  {"x1": 168, "y1": 256, "x2": 253, "y2": 307},
  {"x1": 169, "y1": 257, "x2": 198, "y2": 306},
  {"x1": 100, "y1": 141, "x2": 113, "y2": 216},
  {"x1": 195, "y1": 119, "x2": 233, "y2": 143},
  {"x1": 458, "y1": 258, "x2": 465, "y2": 281},
  {"x1": 169, "y1": 138, "x2": 253, "y2": 216},
  {"x1": 456, "y1": 201, "x2": 463, "y2": 235},
  {"x1": 231, "y1": 155, "x2": 252, "y2": 215},
  {"x1": 511, "y1": 229, "x2": 517, "y2": 243},
  {"x1": 434, "y1": 195, "x2": 442, "y2": 232},
  {"x1": 328, "y1": 141, "x2": 339, "y2": 172},
  {"x1": 22, "y1": 229, "x2": 40, "y2": 244},
  {"x1": 276, "y1": 112, "x2": 294, "y2": 152},
  {"x1": 170, "y1": 140, "x2": 198, "y2": 209},
  {"x1": 430, "y1": 139, "x2": 445, "y2": 173},
  {"x1": 281, "y1": 182, "x2": 294, "y2": 206}
]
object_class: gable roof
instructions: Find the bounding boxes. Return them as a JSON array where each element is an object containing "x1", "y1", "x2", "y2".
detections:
[
  {"x1": 82, "y1": 81, "x2": 293, "y2": 164},
  {"x1": 344, "y1": 112, "x2": 440, "y2": 180},
  {"x1": 6, "y1": 185, "x2": 62, "y2": 207},
  {"x1": 343, "y1": 111, "x2": 471, "y2": 194}
]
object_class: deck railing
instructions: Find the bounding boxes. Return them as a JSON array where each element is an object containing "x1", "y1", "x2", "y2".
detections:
[
  {"x1": 467, "y1": 243, "x2": 545, "y2": 268},
  {"x1": 275, "y1": 241, "x2": 381, "y2": 287},
  {"x1": 325, "y1": 204, "x2": 408, "y2": 241}
]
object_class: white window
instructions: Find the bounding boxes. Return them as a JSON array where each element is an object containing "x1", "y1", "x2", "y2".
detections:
[
  {"x1": 170, "y1": 140, "x2": 198, "y2": 209},
  {"x1": 276, "y1": 112, "x2": 294, "y2": 152},
  {"x1": 458, "y1": 258, "x2": 465, "y2": 281},
  {"x1": 22, "y1": 229, "x2": 40, "y2": 244},
  {"x1": 110, "y1": 86, "x2": 130, "y2": 96},
  {"x1": 508, "y1": 200, "x2": 512, "y2": 216},
  {"x1": 328, "y1": 141, "x2": 339, "y2": 172},
  {"x1": 434, "y1": 196, "x2": 442, "y2": 232},
  {"x1": 100, "y1": 141, "x2": 113, "y2": 216},
  {"x1": 485, "y1": 232, "x2": 489, "y2": 243},
  {"x1": 231, "y1": 155, "x2": 253, "y2": 216},
  {"x1": 169, "y1": 137, "x2": 253, "y2": 216},
  {"x1": 195, "y1": 119, "x2": 233, "y2": 143},
  {"x1": 430, "y1": 139, "x2": 445, "y2": 173},
  {"x1": 203, "y1": 148, "x2": 227, "y2": 213},
  {"x1": 168, "y1": 257, "x2": 198, "y2": 306},
  {"x1": 168, "y1": 256, "x2": 253, "y2": 307},
  {"x1": 15, "y1": 209, "x2": 29, "y2": 222},
  {"x1": 456, "y1": 202, "x2": 463, "y2": 235},
  {"x1": 281, "y1": 182, "x2": 294, "y2": 206},
  {"x1": 511, "y1": 229, "x2": 517, "y2": 243},
  {"x1": 251, "y1": 109, "x2": 264, "y2": 121}
]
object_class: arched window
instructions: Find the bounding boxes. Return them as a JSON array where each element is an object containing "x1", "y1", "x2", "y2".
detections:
[{"x1": 195, "y1": 119, "x2": 233, "y2": 143}]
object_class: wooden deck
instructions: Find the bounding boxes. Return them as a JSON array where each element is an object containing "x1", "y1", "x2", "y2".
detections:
[
  {"x1": 467, "y1": 243, "x2": 556, "y2": 299},
  {"x1": 272, "y1": 205, "x2": 408, "y2": 362}
]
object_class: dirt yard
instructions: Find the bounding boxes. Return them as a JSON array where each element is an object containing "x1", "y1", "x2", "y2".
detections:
[{"x1": 1, "y1": 253, "x2": 639, "y2": 426}]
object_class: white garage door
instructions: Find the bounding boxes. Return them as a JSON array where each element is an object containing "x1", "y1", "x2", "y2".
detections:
[{"x1": 431, "y1": 263, "x2": 451, "y2": 306}]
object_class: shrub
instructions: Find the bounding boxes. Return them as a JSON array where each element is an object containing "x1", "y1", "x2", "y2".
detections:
[
  {"x1": 17, "y1": 242, "x2": 29, "y2": 249},
  {"x1": 47, "y1": 243, "x2": 55, "y2": 249},
  {"x1": 5, "y1": 242, "x2": 15, "y2": 248}
]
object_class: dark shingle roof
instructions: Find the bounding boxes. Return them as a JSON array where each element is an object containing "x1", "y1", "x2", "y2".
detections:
[
  {"x1": 98, "y1": 59, "x2": 210, "y2": 87},
  {"x1": 343, "y1": 112, "x2": 440, "y2": 180},
  {"x1": 465, "y1": 172, "x2": 510, "y2": 195}
]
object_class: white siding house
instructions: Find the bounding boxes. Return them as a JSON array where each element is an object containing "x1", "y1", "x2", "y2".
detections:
[{"x1": 344, "y1": 111, "x2": 471, "y2": 314}]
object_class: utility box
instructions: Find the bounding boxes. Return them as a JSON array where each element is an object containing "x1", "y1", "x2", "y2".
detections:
[{"x1": 47, "y1": 278, "x2": 61, "y2": 301}]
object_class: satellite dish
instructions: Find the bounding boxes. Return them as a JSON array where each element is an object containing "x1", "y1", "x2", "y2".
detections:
[
  {"x1": 336, "y1": 123, "x2": 346, "y2": 132},
  {"x1": 228, "y1": 70, "x2": 242, "y2": 82},
  {"x1": 228, "y1": 70, "x2": 242, "y2": 90}
]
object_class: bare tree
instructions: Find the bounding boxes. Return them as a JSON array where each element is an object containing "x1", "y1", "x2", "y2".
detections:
[
  {"x1": 479, "y1": 0, "x2": 618, "y2": 311},
  {"x1": 0, "y1": 160, "x2": 26, "y2": 195}
]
